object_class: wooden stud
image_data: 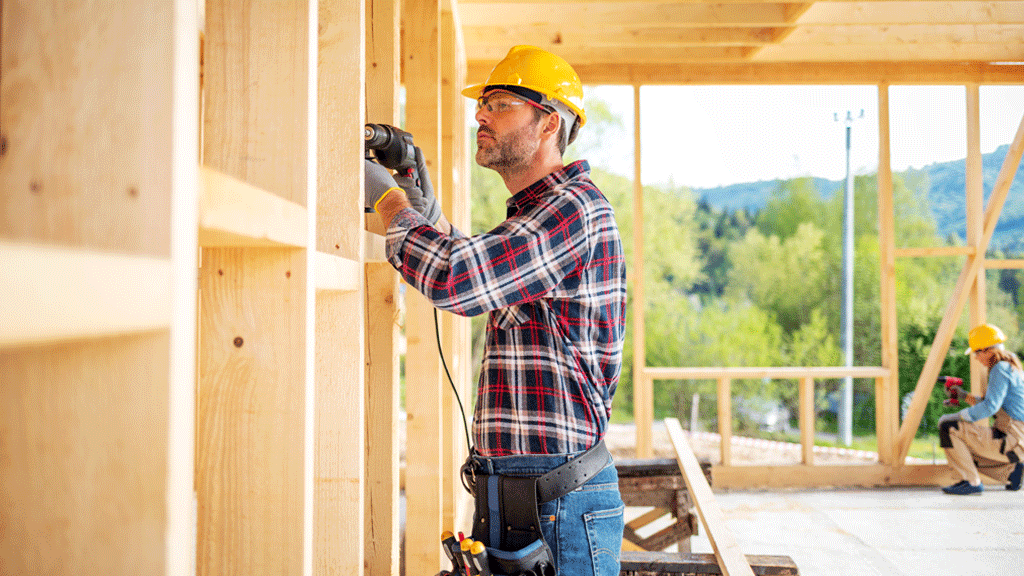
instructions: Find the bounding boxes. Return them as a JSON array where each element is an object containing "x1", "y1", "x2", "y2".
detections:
[
  {"x1": 402, "y1": 0, "x2": 446, "y2": 571},
  {"x1": 633, "y1": 85, "x2": 653, "y2": 459},
  {"x1": 799, "y1": 377, "x2": 814, "y2": 465},
  {"x1": 717, "y1": 378, "x2": 732, "y2": 467},
  {"x1": 316, "y1": 0, "x2": 366, "y2": 574},
  {"x1": 965, "y1": 84, "x2": 987, "y2": 396},
  {"x1": 0, "y1": 3, "x2": 197, "y2": 575},
  {"x1": 364, "y1": 0, "x2": 402, "y2": 572},
  {"x1": 198, "y1": 1, "x2": 314, "y2": 574},
  {"x1": 876, "y1": 82, "x2": 899, "y2": 466}
]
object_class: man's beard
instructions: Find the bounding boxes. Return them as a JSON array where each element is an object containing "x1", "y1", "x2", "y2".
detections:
[{"x1": 475, "y1": 120, "x2": 539, "y2": 171}]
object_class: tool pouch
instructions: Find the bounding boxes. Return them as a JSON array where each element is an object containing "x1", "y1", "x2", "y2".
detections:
[{"x1": 471, "y1": 474, "x2": 555, "y2": 576}]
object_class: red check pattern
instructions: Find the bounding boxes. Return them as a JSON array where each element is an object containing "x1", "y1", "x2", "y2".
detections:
[{"x1": 385, "y1": 161, "x2": 627, "y2": 456}]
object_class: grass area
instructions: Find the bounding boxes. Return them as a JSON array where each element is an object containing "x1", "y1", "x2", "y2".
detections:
[{"x1": 813, "y1": 434, "x2": 945, "y2": 462}]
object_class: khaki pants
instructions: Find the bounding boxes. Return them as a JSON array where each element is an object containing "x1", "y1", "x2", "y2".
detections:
[{"x1": 944, "y1": 419, "x2": 1017, "y2": 486}]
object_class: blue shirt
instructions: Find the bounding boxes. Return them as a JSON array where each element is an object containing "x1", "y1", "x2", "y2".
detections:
[{"x1": 962, "y1": 361, "x2": 1024, "y2": 422}]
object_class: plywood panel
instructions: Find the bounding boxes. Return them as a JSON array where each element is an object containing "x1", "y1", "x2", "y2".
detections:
[{"x1": 0, "y1": 334, "x2": 172, "y2": 575}]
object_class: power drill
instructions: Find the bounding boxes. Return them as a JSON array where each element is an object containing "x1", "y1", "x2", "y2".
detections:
[
  {"x1": 364, "y1": 123, "x2": 418, "y2": 213},
  {"x1": 365, "y1": 123, "x2": 416, "y2": 174},
  {"x1": 940, "y1": 376, "x2": 965, "y2": 406}
]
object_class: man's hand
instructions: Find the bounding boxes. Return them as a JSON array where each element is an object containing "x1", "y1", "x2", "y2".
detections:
[
  {"x1": 394, "y1": 147, "x2": 443, "y2": 225},
  {"x1": 364, "y1": 159, "x2": 402, "y2": 213}
]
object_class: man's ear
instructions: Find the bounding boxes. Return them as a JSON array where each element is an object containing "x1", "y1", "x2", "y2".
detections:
[{"x1": 541, "y1": 112, "x2": 561, "y2": 139}]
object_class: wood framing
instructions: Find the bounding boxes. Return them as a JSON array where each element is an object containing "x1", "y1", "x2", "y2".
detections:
[
  {"x1": 633, "y1": 84, "x2": 653, "y2": 459},
  {"x1": 1, "y1": 2, "x2": 198, "y2": 575}
]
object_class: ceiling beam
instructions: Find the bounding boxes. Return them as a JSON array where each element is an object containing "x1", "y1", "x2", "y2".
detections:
[
  {"x1": 466, "y1": 61, "x2": 1024, "y2": 85},
  {"x1": 457, "y1": 2, "x2": 806, "y2": 27}
]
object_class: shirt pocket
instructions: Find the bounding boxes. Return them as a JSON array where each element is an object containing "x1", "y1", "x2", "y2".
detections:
[{"x1": 491, "y1": 304, "x2": 531, "y2": 330}]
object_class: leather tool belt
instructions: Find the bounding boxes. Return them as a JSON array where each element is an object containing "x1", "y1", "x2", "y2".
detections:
[{"x1": 463, "y1": 440, "x2": 611, "y2": 576}]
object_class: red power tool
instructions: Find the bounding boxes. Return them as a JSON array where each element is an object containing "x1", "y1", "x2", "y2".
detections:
[{"x1": 939, "y1": 376, "x2": 965, "y2": 406}]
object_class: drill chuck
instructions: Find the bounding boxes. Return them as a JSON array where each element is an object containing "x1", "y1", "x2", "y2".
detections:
[{"x1": 364, "y1": 123, "x2": 417, "y2": 173}]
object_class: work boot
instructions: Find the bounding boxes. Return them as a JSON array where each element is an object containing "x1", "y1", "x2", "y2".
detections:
[
  {"x1": 942, "y1": 480, "x2": 983, "y2": 495},
  {"x1": 1007, "y1": 462, "x2": 1023, "y2": 491}
]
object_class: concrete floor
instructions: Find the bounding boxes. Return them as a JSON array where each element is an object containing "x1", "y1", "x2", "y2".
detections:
[{"x1": 681, "y1": 486, "x2": 1023, "y2": 576}]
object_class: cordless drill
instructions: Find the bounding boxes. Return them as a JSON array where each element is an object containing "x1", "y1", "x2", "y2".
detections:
[
  {"x1": 364, "y1": 123, "x2": 419, "y2": 213},
  {"x1": 364, "y1": 123, "x2": 416, "y2": 174},
  {"x1": 940, "y1": 376, "x2": 965, "y2": 406}
]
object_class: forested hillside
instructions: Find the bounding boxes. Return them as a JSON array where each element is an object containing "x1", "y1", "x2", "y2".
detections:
[{"x1": 696, "y1": 144, "x2": 1024, "y2": 256}]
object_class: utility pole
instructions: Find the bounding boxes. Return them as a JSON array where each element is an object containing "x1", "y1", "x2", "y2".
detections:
[{"x1": 835, "y1": 109, "x2": 864, "y2": 447}]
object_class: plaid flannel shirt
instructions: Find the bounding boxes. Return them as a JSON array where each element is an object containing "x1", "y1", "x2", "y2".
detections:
[{"x1": 385, "y1": 160, "x2": 627, "y2": 456}]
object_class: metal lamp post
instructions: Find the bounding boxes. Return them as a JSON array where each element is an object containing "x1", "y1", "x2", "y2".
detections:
[{"x1": 835, "y1": 109, "x2": 863, "y2": 447}]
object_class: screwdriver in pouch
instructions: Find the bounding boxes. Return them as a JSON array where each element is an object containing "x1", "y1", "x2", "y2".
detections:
[
  {"x1": 460, "y1": 538, "x2": 478, "y2": 576},
  {"x1": 468, "y1": 540, "x2": 491, "y2": 576},
  {"x1": 440, "y1": 531, "x2": 463, "y2": 575}
]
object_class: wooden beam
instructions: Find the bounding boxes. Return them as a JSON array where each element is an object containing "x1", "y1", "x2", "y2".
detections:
[
  {"x1": 645, "y1": 366, "x2": 889, "y2": 380},
  {"x1": 896, "y1": 110, "x2": 1024, "y2": 462},
  {"x1": 711, "y1": 464, "x2": 966, "y2": 490},
  {"x1": 966, "y1": 84, "x2": 987, "y2": 395},
  {"x1": 633, "y1": 84, "x2": 653, "y2": 459},
  {"x1": 798, "y1": 1, "x2": 1024, "y2": 26},
  {"x1": 717, "y1": 378, "x2": 733, "y2": 467},
  {"x1": 0, "y1": 242, "x2": 172, "y2": 347},
  {"x1": 198, "y1": 1, "x2": 313, "y2": 574},
  {"x1": 798, "y1": 377, "x2": 814, "y2": 465},
  {"x1": 876, "y1": 82, "x2": 899, "y2": 467},
  {"x1": 894, "y1": 246, "x2": 975, "y2": 258},
  {"x1": 199, "y1": 166, "x2": 309, "y2": 248},
  {"x1": 465, "y1": 62, "x2": 1024, "y2": 86},
  {"x1": 666, "y1": 418, "x2": 754, "y2": 576},
  {"x1": 458, "y1": 2, "x2": 801, "y2": 28},
  {"x1": 403, "y1": 0, "x2": 445, "y2": 570},
  {"x1": 754, "y1": 42, "x2": 1024, "y2": 62},
  {"x1": 364, "y1": 0, "x2": 402, "y2": 572},
  {"x1": 986, "y1": 259, "x2": 1024, "y2": 269}
]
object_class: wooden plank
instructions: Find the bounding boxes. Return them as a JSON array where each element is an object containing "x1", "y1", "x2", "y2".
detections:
[
  {"x1": 894, "y1": 246, "x2": 975, "y2": 258},
  {"x1": 0, "y1": 242, "x2": 172, "y2": 347},
  {"x1": 403, "y1": 0, "x2": 446, "y2": 571},
  {"x1": 458, "y1": 2, "x2": 809, "y2": 28},
  {"x1": 711, "y1": 463, "x2": 967, "y2": 490},
  {"x1": 197, "y1": 248, "x2": 308, "y2": 576},
  {"x1": 798, "y1": 377, "x2": 814, "y2": 465},
  {"x1": 620, "y1": 551, "x2": 798, "y2": 576},
  {"x1": 755, "y1": 42, "x2": 1024, "y2": 63},
  {"x1": 633, "y1": 84, "x2": 652, "y2": 459},
  {"x1": 199, "y1": 166, "x2": 309, "y2": 248},
  {"x1": 876, "y1": 82, "x2": 899, "y2": 467},
  {"x1": 364, "y1": 0, "x2": 402, "y2": 573},
  {"x1": 365, "y1": 263, "x2": 401, "y2": 576},
  {"x1": 199, "y1": 2, "x2": 313, "y2": 574},
  {"x1": 874, "y1": 377, "x2": 892, "y2": 466},
  {"x1": 467, "y1": 62, "x2": 1024, "y2": 87},
  {"x1": 646, "y1": 366, "x2": 889, "y2": 380},
  {"x1": 985, "y1": 259, "x2": 1024, "y2": 269},
  {"x1": 666, "y1": 418, "x2": 754, "y2": 576},
  {"x1": 966, "y1": 84, "x2": 987, "y2": 396},
  {"x1": 314, "y1": 251, "x2": 361, "y2": 293},
  {"x1": 717, "y1": 378, "x2": 732, "y2": 467},
  {"x1": 896, "y1": 110, "x2": 1024, "y2": 461},
  {"x1": 315, "y1": 291, "x2": 364, "y2": 576},
  {"x1": 798, "y1": 1, "x2": 1024, "y2": 25}
]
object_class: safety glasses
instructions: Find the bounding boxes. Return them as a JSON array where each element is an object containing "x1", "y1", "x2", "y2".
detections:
[{"x1": 475, "y1": 90, "x2": 548, "y2": 115}]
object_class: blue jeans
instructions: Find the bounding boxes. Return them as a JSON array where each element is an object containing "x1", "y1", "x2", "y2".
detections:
[{"x1": 473, "y1": 452, "x2": 625, "y2": 576}]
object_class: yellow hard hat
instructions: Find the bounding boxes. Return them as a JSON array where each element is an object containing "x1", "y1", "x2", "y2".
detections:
[
  {"x1": 965, "y1": 323, "x2": 1007, "y2": 354},
  {"x1": 462, "y1": 45, "x2": 587, "y2": 128}
]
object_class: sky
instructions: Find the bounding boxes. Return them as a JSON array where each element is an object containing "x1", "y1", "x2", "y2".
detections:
[{"x1": 582, "y1": 85, "x2": 1024, "y2": 189}]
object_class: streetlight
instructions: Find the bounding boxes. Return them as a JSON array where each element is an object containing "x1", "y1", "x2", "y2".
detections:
[{"x1": 835, "y1": 109, "x2": 864, "y2": 447}]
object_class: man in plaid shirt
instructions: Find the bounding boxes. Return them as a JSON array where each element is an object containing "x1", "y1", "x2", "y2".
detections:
[{"x1": 365, "y1": 46, "x2": 626, "y2": 576}]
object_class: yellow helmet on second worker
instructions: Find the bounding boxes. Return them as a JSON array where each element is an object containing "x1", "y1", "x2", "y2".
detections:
[
  {"x1": 463, "y1": 45, "x2": 587, "y2": 145},
  {"x1": 965, "y1": 323, "x2": 1007, "y2": 355}
]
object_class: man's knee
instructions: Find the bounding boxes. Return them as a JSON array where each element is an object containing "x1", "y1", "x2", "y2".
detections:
[{"x1": 938, "y1": 413, "x2": 961, "y2": 448}]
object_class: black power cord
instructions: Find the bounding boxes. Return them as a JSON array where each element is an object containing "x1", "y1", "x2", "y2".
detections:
[{"x1": 434, "y1": 308, "x2": 473, "y2": 455}]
